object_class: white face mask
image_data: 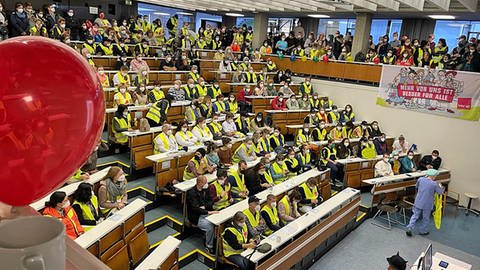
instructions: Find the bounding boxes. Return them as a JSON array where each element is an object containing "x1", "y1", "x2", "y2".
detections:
[
  {"x1": 274, "y1": 132, "x2": 280, "y2": 136},
  {"x1": 227, "y1": 143, "x2": 233, "y2": 149},
  {"x1": 320, "y1": 124, "x2": 325, "y2": 129},
  {"x1": 120, "y1": 88, "x2": 126, "y2": 94},
  {"x1": 203, "y1": 183, "x2": 208, "y2": 189},
  {"x1": 255, "y1": 205, "x2": 261, "y2": 212},
  {"x1": 279, "y1": 98, "x2": 283, "y2": 102},
  {"x1": 380, "y1": 138, "x2": 385, "y2": 142},
  {"x1": 17, "y1": 8, "x2": 24, "y2": 13},
  {"x1": 68, "y1": 12, "x2": 74, "y2": 17},
  {"x1": 408, "y1": 155, "x2": 414, "y2": 160},
  {"x1": 432, "y1": 156, "x2": 437, "y2": 160},
  {"x1": 117, "y1": 175, "x2": 126, "y2": 182},
  {"x1": 344, "y1": 143, "x2": 349, "y2": 147},
  {"x1": 271, "y1": 202, "x2": 277, "y2": 208},
  {"x1": 62, "y1": 200, "x2": 70, "y2": 209},
  {"x1": 181, "y1": 127, "x2": 188, "y2": 132},
  {"x1": 256, "y1": 117, "x2": 262, "y2": 121},
  {"x1": 218, "y1": 179, "x2": 225, "y2": 185},
  {"x1": 387, "y1": 53, "x2": 392, "y2": 57},
  {"x1": 237, "y1": 222, "x2": 245, "y2": 227},
  {"x1": 167, "y1": 130, "x2": 173, "y2": 136},
  {"x1": 303, "y1": 128, "x2": 309, "y2": 133},
  {"x1": 384, "y1": 158, "x2": 389, "y2": 162}
]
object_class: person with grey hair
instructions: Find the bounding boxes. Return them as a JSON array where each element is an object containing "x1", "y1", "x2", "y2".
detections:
[
  {"x1": 222, "y1": 211, "x2": 256, "y2": 270},
  {"x1": 153, "y1": 123, "x2": 178, "y2": 154}
]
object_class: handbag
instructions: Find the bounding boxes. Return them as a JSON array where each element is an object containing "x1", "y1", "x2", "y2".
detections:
[{"x1": 139, "y1": 118, "x2": 150, "y2": 132}]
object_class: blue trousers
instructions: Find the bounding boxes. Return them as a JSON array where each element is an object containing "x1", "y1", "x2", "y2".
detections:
[
  {"x1": 227, "y1": 254, "x2": 252, "y2": 270},
  {"x1": 407, "y1": 206, "x2": 431, "y2": 234}
]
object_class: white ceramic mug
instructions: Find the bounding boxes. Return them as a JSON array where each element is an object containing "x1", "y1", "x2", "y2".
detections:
[{"x1": 0, "y1": 216, "x2": 66, "y2": 270}]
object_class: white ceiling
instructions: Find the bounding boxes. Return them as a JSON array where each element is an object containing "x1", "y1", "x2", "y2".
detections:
[{"x1": 138, "y1": 0, "x2": 479, "y2": 19}]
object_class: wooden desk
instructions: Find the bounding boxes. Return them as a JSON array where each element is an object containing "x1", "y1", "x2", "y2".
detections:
[
  {"x1": 242, "y1": 188, "x2": 360, "y2": 269},
  {"x1": 134, "y1": 236, "x2": 181, "y2": 270},
  {"x1": 263, "y1": 109, "x2": 310, "y2": 135},
  {"x1": 30, "y1": 167, "x2": 111, "y2": 211},
  {"x1": 92, "y1": 56, "x2": 164, "y2": 70},
  {"x1": 105, "y1": 70, "x2": 189, "y2": 85},
  {"x1": 75, "y1": 198, "x2": 147, "y2": 249}
]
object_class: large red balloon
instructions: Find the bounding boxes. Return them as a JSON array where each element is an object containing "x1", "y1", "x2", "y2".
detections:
[{"x1": 0, "y1": 37, "x2": 105, "y2": 206}]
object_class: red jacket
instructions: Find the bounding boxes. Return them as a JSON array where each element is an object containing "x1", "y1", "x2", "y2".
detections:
[
  {"x1": 43, "y1": 206, "x2": 85, "y2": 239},
  {"x1": 271, "y1": 97, "x2": 287, "y2": 110}
]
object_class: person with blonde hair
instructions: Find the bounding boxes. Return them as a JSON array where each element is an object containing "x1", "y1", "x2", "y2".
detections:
[{"x1": 98, "y1": 166, "x2": 128, "y2": 216}]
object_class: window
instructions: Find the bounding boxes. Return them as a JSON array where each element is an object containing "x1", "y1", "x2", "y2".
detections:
[
  {"x1": 389, "y1": 20, "x2": 402, "y2": 40},
  {"x1": 267, "y1": 18, "x2": 296, "y2": 34},
  {"x1": 236, "y1": 18, "x2": 254, "y2": 28},
  {"x1": 317, "y1": 19, "x2": 355, "y2": 36},
  {"x1": 195, "y1": 12, "x2": 222, "y2": 32},
  {"x1": 433, "y1": 20, "x2": 477, "y2": 52},
  {"x1": 370, "y1": 19, "x2": 388, "y2": 43}
]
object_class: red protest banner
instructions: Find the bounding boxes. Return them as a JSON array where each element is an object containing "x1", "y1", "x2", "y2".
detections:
[{"x1": 397, "y1": 84, "x2": 455, "y2": 102}]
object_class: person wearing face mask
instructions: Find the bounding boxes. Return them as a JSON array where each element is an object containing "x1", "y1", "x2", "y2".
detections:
[
  {"x1": 183, "y1": 78, "x2": 198, "y2": 101},
  {"x1": 226, "y1": 94, "x2": 239, "y2": 114},
  {"x1": 350, "y1": 121, "x2": 370, "y2": 139},
  {"x1": 72, "y1": 183, "x2": 102, "y2": 231},
  {"x1": 113, "y1": 66, "x2": 131, "y2": 87},
  {"x1": 196, "y1": 77, "x2": 208, "y2": 98},
  {"x1": 95, "y1": 38, "x2": 114, "y2": 56},
  {"x1": 462, "y1": 44, "x2": 480, "y2": 72},
  {"x1": 153, "y1": 124, "x2": 177, "y2": 154},
  {"x1": 251, "y1": 112, "x2": 270, "y2": 133},
  {"x1": 418, "y1": 150, "x2": 442, "y2": 170},
  {"x1": 382, "y1": 49, "x2": 397, "y2": 65},
  {"x1": 217, "y1": 137, "x2": 234, "y2": 166},
  {"x1": 222, "y1": 112, "x2": 238, "y2": 137},
  {"x1": 192, "y1": 117, "x2": 214, "y2": 143},
  {"x1": 98, "y1": 166, "x2": 128, "y2": 216},
  {"x1": 368, "y1": 121, "x2": 382, "y2": 137},
  {"x1": 134, "y1": 39, "x2": 151, "y2": 57},
  {"x1": 269, "y1": 127, "x2": 285, "y2": 151},
  {"x1": 235, "y1": 112, "x2": 251, "y2": 135},
  {"x1": 44, "y1": 4, "x2": 58, "y2": 32},
  {"x1": 222, "y1": 211, "x2": 255, "y2": 270},
  {"x1": 329, "y1": 123, "x2": 347, "y2": 141},
  {"x1": 260, "y1": 40, "x2": 272, "y2": 55},
  {"x1": 228, "y1": 160, "x2": 249, "y2": 202},
  {"x1": 243, "y1": 196, "x2": 267, "y2": 239},
  {"x1": 400, "y1": 150, "x2": 417, "y2": 174},
  {"x1": 205, "y1": 142, "x2": 220, "y2": 168},
  {"x1": 64, "y1": 9, "x2": 80, "y2": 40},
  {"x1": 233, "y1": 138, "x2": 257, "y2": 163},
  {"x1": 184, "y1": 148, "x2": 214, "y2": 181},
  {"x1": 207, "y1": 113, "x2": 222, "y2": 140},
  {"x1": 374, "y1": 153, "x2": 394, "y2": 177},
  {"x1": 209, "y1": 169, "x2": 232, "y2": 210},
  {"x1": 299, "y1": 77, "x2": 313, "y2": 96},
  {"x1": 96, "y1": 66, "x2": 110, "y2": 88},
  {"x1": 373, "y1": 133, "x2": 388, "y2": 155},
  {"x1": 134, "y1": 67, "x2": 150, "y2": 86},
  {"x1": 298, "y1": 177, "x2": 322, "y2": 213},
  {"x1": 296, "y1": 123, "x2": 312, "y2": 146},
  {"x1": 278, "y1": 189, "x2": 302, "y2": 225},
  {"x1": 327, "y1": 105, "x2": 341, "y2": 124},
  {"x1": 93, "y1": 11, "x2": 111, "y2": 32},
  {"x1": 297, "y1": 144, "x2": 314, "y2": 172},
  {"x1": 311, "y1": 121, "x2": 327, "y2": 141},
  {"x1": 336, "y1": 138, "x2": 353, "y2": 159},
  {"x1": 309, "y1": 93, "x2": 321, "y2": 110},
  {"x1": 167, "y1": 80, "x2": 185, "y2": 102},
  {"x1": 111, "y1": 104, "x2": 133, "y2": 144},
  {"x1": 286, "y1": 94, "x2": 300, "y2": 110},
  {"x1": 188, "y1": 65, "x2": 200, "y2": 83},
  {"x1": 30, "y1": 18, "x2": 48, "y2": 37},
  {"x1": 255, "y1": 130, "x2": 271, "y2": 155},
  {"x1": 275, "y1": 34, "x2": 288, "y2": 54},
  {"x1": 9, "y1": 3, "x2": 29, "y2": 37},
  {"x1": 207, "y1": 80, "x2": 222, "y2": 99},
  {"x1": 285, "y1": 148, "x2": 301, "y2": 177},
  {"x1": 187, "y1": 175, "x2": 218, "y2": 254},
  {"x1": 298, "y1": 94, "x2": 311, "y2": 111},
  {"x1": 388, "y1": 151, "x2": 402, "y2": 175},
  {"x1": 431, "y1": 38, "x2": 448, "y2": 65},
  {"x1": 113, "y1": 83, "x2": 132, "y2": 106},
  {"x1": 321, "y1": 139, "x2": 344, "y2": 185},
  {"x1": 340, "y1": 104, "x2": 355, "y2": 123},
  {"x1": 130, "y1": 54, "x2": 150, "y2": 73},
  {"x1": 185, "y1": 101, "x2": 200, "y2": 124},
  {"x1": 114, "y1": 54, "x2": 130, "y2": 70},
  {"x1": 270, "y1": 154, "x2": 289, "y2": 184},
  {"x1": 279, "y1": 81, "x2": 294, "y2": 97},
  {"x1": 175, "y1": 121, "x2": 199, "y2": 148},
  {"x1": 211, "y1": 94, "x2": 226, "y2": 114},
  {"x1": 43, "y1": 191, "x2": 85, "y2": 239},
  {"x1": 271, "y1": 93, "x2": 287, "y2": 111},
  {"x1": 261, "y1": 194, "x2": 282, "y2": 235},
  {"x1": 396, "y1": 50, "x2": 413, "y2": 66}
]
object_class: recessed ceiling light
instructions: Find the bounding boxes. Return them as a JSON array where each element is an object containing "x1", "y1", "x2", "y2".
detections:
[
  {"x1": 177, "y1": 12, "x2": 193, "y2": 16},
  {"x1": 327, "y1": 20, "x2": 334, "y2": 25},
  {"x1": 154, "y1": 12, "x2": 170, "y2": 16},
  {"x1": 226, "y1": 13, "x2": 244, "y2": 17},
  {"x1": 308, "y1": 14, "x2": 330, "y2": 18},
  {"x1": 428, "y1": 15, "x2": 455, "y2": 20}
]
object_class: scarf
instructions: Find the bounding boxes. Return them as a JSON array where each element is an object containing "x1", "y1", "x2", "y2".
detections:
[{"x1": 105, "y1": 178, "x2": 126, "y2": 201}]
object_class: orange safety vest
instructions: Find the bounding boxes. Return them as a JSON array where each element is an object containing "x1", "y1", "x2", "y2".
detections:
[{"x1": 43, "y1": 206, "x2": 84, "y2": 239}]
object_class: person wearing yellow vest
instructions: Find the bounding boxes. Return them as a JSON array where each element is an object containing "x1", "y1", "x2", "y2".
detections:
[
  {"x1": 228, "y1": 160, "x2": 249, "y2": 202},
  {"x1": 256, "y1": 130, "x2": 271, "y2": 155},
  {"x1": 222, "y1": 211, "x2": 256, "y2": 269},
  {"x1": 259, "y1": 159, "x2": 275, "y2": 189},
  {"x1": 350, "y1": 121, "x2": 370, "y2": 139},
  {"x1": 266, "y1": 58, "x2": 277, "y2": 72},
  {"x1": 113, "y1": 66, "x2": 131, "y2": 86},
  {"x1": 235, "y1": 112, "x2": 250, "y2": 135},
  {"x1": 244, "y1": 196, "x2": 266, "y2": 239},
  {"x1": 111, "y1": 105, "x2": 132, "y2": 144},
  {"x1": 327, "y1": 105, "x2": 341, "y2": 124},
  {"x1": 213, "y1": 94, "x2": 226, "y2": 114},
  {"x1": 311, "y1": 121, "x2": 328, "y2": 141},
  {"x1": 233, "y1": 139, "x2": 257, "y2": 163},
  {"x1": 261, "y1": 194, "x2": 282, "y2": 236},
  {"x1": 97, "y1": 67, "x2": 110, "y2": 88},
  {"x1": 340, "y1": 104, "x2": 355, "y2": 123},
  {"x1": 270, "y1": 154, "x2": 289, "y2": 184},
  {"x1": 98, "y1": 166, "x2": 128, "y2": 217},
  {"x1": 329, "y1": 123, "x2": 347, "y2": 141},
  {"x1": 285, "y1": 148, "x2": 301, "y2": 177},
  {"x1": 296, "y1": 123, "x2": 312, "y2": 146},
  {"x1": 431, "y1": 38, "x2": 448, "y2": 65},
  {"x1": 269, "y1": 127, "x2": 285, "y2": 150},
  {"x1": 208, "y1": 170, "x2": 232, "y2": 210},
  {"x1": 226, "y1": 94, "x2": 239, "y2": 114},
  {"x1": 174, "y1": 121, "x2": 199, "y2": 148},
  {"x1": 188, "y1": 65, "x2": 200, "y2": 83},
  {"x1": 153, "y1": 124, "x2": 178, "y2": 154},
  {"x1": 196, "y1": 77, "x2": 208, "y2": 98},
  {"x1": 113, "y1": 84, "x2": 132, "y2": 107},
  {"x1": 43, "y1": 191, "x2": 85, "y2": 239},
  {"x1": 146, "y1": 97, "x2": 170, "y2": 127},
  {"x1": 207, "y1": 80, "x2": 222, "y2": 99},
  {"x1": 147, "y1": 86, "x2": 165, "y2": 103},
  {"x1": 185, "y1": 101, "x2": 200, "y2": 123},
  {"x1": 95, "y1": 39, "x2": 114, "y2": 56},
  {"x1": 300, "y1": 77, "x2": 313, "y2": 96},
  {"x1": 83, "y1": 37, "x2": 97, "y2": 55},
  {"x1": 277, "y1": 189, "x2": 302, "y2": 225},
  {"x1": 183, "y1": 148, "x2": 215, "y2": 181},
  {"x1": 243, "y1": 69, "x2": 257, "y2": 84},
  {"x1": 192, "y1": 117, "x2": 214, "y2": 143},
  {"x1": 297, "y1": 144, "x2": 314, "y2": 172},
  {"x1": 208, "y1": 113, "x2": 223, "y2": 140},
  {"x1": 358, "y1": 136, "x2": 378, "y2": 159},
  {"x1": 309, "y1": 93, "x2": 321, "y2": 111},
  {"x1": 298, "y1": 178, "x2": 323, "y2": 213},
  {"x1": 183, "y1": 79, "x2": 199, "y2": 101},
  {"x1": 200, "y1": 95, "x2": 213, "y2": 119},
  {"x1": 134, "y1": 39, "x2": 151, "y2": 57},
  {"x1": 72, "y1": 183, "x2": 102, "y2": 231},
  {"x1": 321, "y1": 139, "x2": 344, "y2": 185},
  {"x1": 30, "y1": 18, "x2": 48, "y2": 37}
]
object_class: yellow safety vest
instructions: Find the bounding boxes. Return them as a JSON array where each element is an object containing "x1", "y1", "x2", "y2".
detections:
[
  {"x1": 213, "y1": 101, "x2": 226, "y2": 113},
  {"x1": 112, "y1": 115, "x2": 131, "y2": 144},
  {"x1": 301, "y1": 82, "x2": 312, "y2": 95},
  {"x1": 114, "y1": 92, "x2": 132, "y2": 105},
  {"x1": 154, "y1": 132, "x2": 173, "y2": 154},
  {"x1": 298, "y1": 152, "x2": 311, "y2": 165},
  {"x1": 245, "y1": 72, "x2": 257, "y2": 83},
  {"x1": 72, "y1": 196, "x2": 99, "y2": 231},
  {"x1": 210, "y1": 86, "x2": 222, "y2": 99},
  {"x1": 185, "y1": 107, "x2": 197, "y2": 122},
  {"x1": 330, "y1": 128, "x2": 346, "y2": 140},
  {"x1": 296, "y1": 130, "x2": 310, "y2": 146},
  {"x1": 189, "y1": 71, "x2": 200, "y2": 82},
  {"x1": 312, "y1": 128, "x2": 327, "y2": 141},
  {"x1": 279, "y1": 195, "x2": 291, "y2": 219},
  {"x1": 257, "y1": 137, "x2": 270, "y2": 153},
  {"x1": 285, "y1": 157, "x2": 299, "y2": 177},
  {"x1": 208, "y1": 121, "x2": 222, "y2": 134},
  {"x1": 309, "y1": 98, "x2": 320, "y2": 109},
  {"x1": 99, "y1": 43, "x2": 113, "y2": 55},
  {"x1": 196, "y1": 84, "x2": 208, "y2": 97},
  {"x1": 116, "y1": 72, "x2": 131, "y2": 85},
  {"x1": 183, "y1": 85, "x2": 197, "y2": 100},
  {"x1": 320, "y1": 99, "x2": 332, "y2": 109},
  {"x1": 183, "y1": 157, "x2": 200, "y2": 181},
  {"x1": 299, "y1": 183, "x2": 318, "y2": 206},
  {"x1": 227, "y1": 101, "x2": 238, "y2": 114},
  {"x1": 245, "y1": 32, "x2": 253, "y2": 42},
  {"x1": 261, "y1": 205, "x2": 279, "y2": 236},
  {"x1": 266, "y1": 63, "x2": 276, "y2": 71},
  {"x1": 263, "y1": 169, "x2": 274, "y2": 185},
  {"x1": 222, "y1": 225, "x2": 248, "y2": 257},
  {"x1": 193, "y1": 124, "x2": 212, "y2": 137},
  {"x1": 83, "y1": 43, "x2": 96, "y2": 54},
  {"x1": 235, "y1": 117, "x2": 249, "y2": 131},
  {"x1": 151, "y1": 89, "x2": 165, "y2": 102},
  {"x1": 228, "y1": 169, "x2": 246, "y2": 194},
  {"x1": 243, "y1": 208, "x2": 260, "y2": 228},
  {"x1": 328, "y1": 111, "x2": 339, "y2": 123},
  {"x1": 269, "y1": 134, "x2": 284, "y2": 148},
  {"x1": 271, "y1": 162, "x2": 288, "y2": 184},
  {"x1": 146, "y1": 101, "x2": 169, "y2": 124},
  {"x1": 342, "y1": 112, "x2": 355, "y2": 122},
  {"x1": 232, "y1": 143, "x2": 254, "y2": 163},
  {"x1": 321, "y1": 147, "x2": 336, "y2": 165},
  {"x1": 230, "y1": 62, "x2": 238, "y2": 71},
  {"x1": 136, "y1": 44, "x2": 150, "y2": 55},
  {"x1": 212, "y1": 181, "x2": 231, "y2": 210}
]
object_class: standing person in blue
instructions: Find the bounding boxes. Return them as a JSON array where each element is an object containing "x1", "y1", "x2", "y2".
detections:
[{"x1": 406, "y1": 169, "x2": 444, "y2": 236}]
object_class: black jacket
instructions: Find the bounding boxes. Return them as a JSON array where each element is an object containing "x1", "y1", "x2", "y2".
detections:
[
  {"x1": 187, "y1": 187, "x2": 213, "y2": 225},
  {"x1": 45, "y1": 13, "x2": 59, "y2": 31},
  {"x1": 65, "y1": 16, "x2": 80, "y2": 39},
  {"x1": 9, "y1": 12, "x2": 29, "y2": 37},
  {"x1": 418, "y1": 155, "x2": 442, "y2": 170},
  {"x1": 245, "y1": 168, "x2": 263, "y2": 195}
]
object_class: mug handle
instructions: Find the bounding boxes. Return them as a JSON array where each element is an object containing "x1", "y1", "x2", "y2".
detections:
[{"x1": 23, "y1": 255, "x2": 45, "y2": 270}]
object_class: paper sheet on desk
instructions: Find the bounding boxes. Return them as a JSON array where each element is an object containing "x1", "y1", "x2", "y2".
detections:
[
  {"x1": 109, "y1": 214, "x2": 123, "y2": 222},
  {"x1": 282, "y1": 223, "x2": 298, "y2": 235}
]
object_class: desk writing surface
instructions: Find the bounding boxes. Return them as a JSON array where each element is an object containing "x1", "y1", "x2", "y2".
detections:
[
  {"x1": 173, "y1": 153, "x2": 277, "y2": 192},
  {"x1": 241, "y1": 187, "x2": 360, "y2": 263},
  {"x1": 286, "y1": 121, "x2": 362, "y2": 129},
  {"x1": 264, "y1": 109, "x2": 310, "y2": 113},
  {"x1": 410, "y1": 252, "x2": 472, "y2": 270},
  {"x1": 206, "y1": 168, "x2": 325, "y2": 225},
  {"x1": 336, "y1": 148, "x2": 406, "y2": 165},
  {"x1": 106, "y1": 101, "x2": 190, "y2": 114},
  {"x1": 134, "y1": 236, "x2": 181, "y2": 270},
  {"x1": 362, "y1": 168, "x2": 450, "y2": 185},
  {"x1": 30, "y1": 167, "x2": 111, "y2": 211},
  {"x1": 75, "y1": 199, "x2": 148, "y2": 249}
]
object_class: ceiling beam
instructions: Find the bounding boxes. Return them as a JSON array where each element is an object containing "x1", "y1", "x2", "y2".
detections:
[
  {"x1": 426, "y1": 0, "x2": 451, "y2": 11},
  {"x1": 342, "y1": 0, "x2": 377, "y2": 11},
  {"x1": 288, "y1": 1, "x2": 318, "y2": 11},
  {"x1": 139, "y1": 0, "x2": 201, "y2": 11},
  {"x1": 457, "y1": 0, "x2": 478, "y2": 12},
  {"x1": 396, "y1": 0, "x2": 424, "y2": 10},
  {"x1": 299, "y1": 0, "x2": 336, "y2": 11},
  {"x1": 367, "y1": 0, "x2": 400, "y2": 11},
  {"x1": 333, "y1": 3, "x2": 355, "y2": 10}
]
